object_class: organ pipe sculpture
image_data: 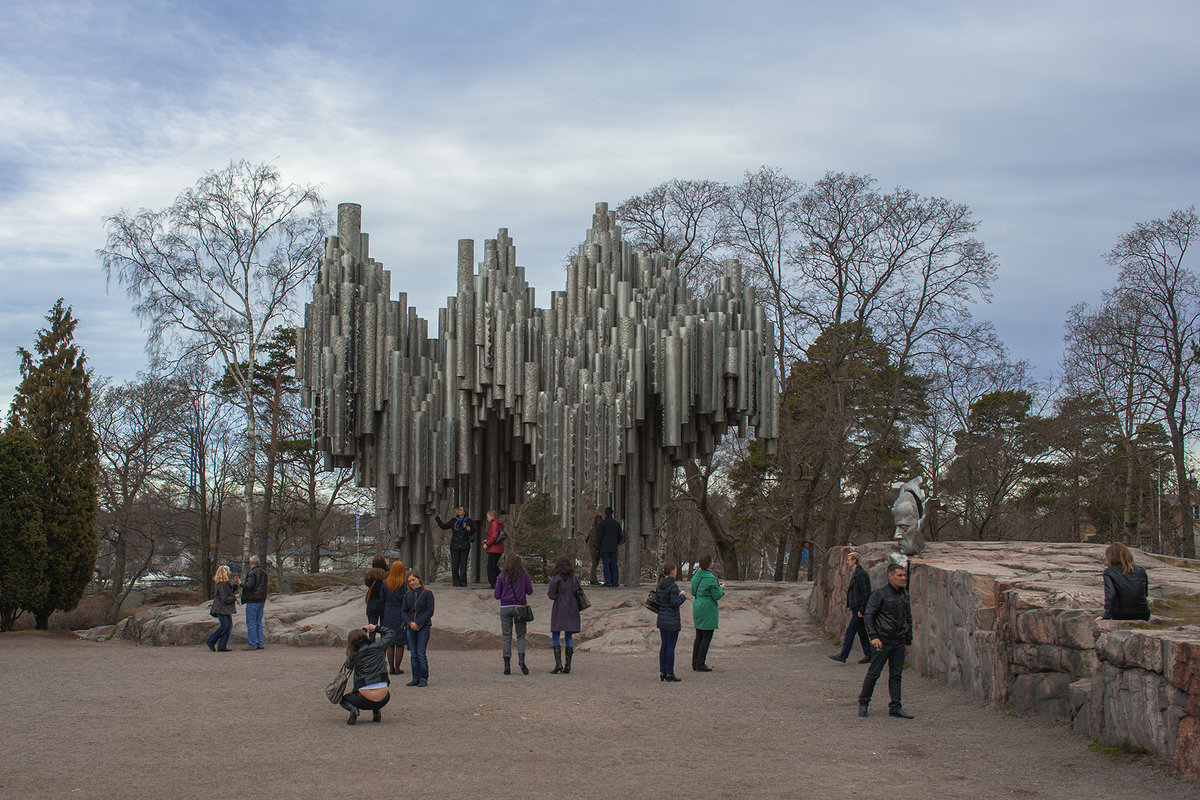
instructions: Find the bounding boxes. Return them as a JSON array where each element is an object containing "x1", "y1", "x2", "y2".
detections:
[{"x1": 298, "y1": 202, "x2": 778, "y2": 583}]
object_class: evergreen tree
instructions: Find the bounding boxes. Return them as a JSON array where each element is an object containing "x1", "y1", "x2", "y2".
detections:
[
  {"x1": 0, "y1": 427, "x2": 49, "y2": 631},
  {"x1": 9, "y1": 300, "x2": 99, "y2": 629}
]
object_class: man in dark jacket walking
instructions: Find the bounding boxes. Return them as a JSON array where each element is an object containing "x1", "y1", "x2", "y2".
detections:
[
  {"x1": 240, "y1": 555, "x2": 269, "y2": 650},
  {"x1": 595, "y1": 507, "x2": 623, "y2": 587},
  {"x1": 830, "y1": 551, "x2": 874, "y2": 664},
  {"x1": 858, "y1": 561, "x2": 914, "y2": 719}
]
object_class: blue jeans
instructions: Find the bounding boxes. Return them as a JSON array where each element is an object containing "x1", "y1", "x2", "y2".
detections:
[
  {"x1": 859, "y1": 641, "x2": 906, "y2": 711},
  {"x1": 406, "y1": 626, "x2": 430, "y2": 681},
  {"x1": 245, "y1": 602, "x2": 265, "y2": 648},
  {"x1": 206, "y1": 614, "x2": 232, "y2": 649},
  {"x1": 552, "y1": 631, "x2": 574, "y2": 647},
  {"x1": 602, "y1": 552, "x2": 619, "y2": 586},
  {"x1": 659, "y1": 629, "x2": 679, "y2": 675},
  {"x1": 839, "y1": 612, "x2": 874, "y2": 659}
]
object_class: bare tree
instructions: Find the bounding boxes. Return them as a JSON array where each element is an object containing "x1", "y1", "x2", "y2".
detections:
[
  {"x1": 99, "y1": 161, "x2": 326, "y2": 562},
  {"x1": 616, "y1": 178, "x2": 732, "y2": 289},
  {"x1": 1107, "y1": 207, "x2": 1200, "y2": 557},
  {"x1": 92, "y1": 374, "x2": 184, "y2": 618}
]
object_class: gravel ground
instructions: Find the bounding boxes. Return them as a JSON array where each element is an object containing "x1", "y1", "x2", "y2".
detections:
[{"x1": 1, "y1": 629, "x2": 1194, "y2": 799}]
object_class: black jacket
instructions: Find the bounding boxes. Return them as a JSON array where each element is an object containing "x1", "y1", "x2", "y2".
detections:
[
  {"x1": 344, "y1": 626, "x2": 396, "y2": 690},
  {"x1": 846, "y1": 566, "x2": 871, "y2": 614},
  {"x1": 435, "y1": 514, "x2": 474, "y2": 551},
  {"x1": 1102, "y1": 565, "x2": 1150, "y2": 620},
  {"x1": 210, "y1": 581, "x2": 238, "y2": 616},
  {"x1": 241, "y1": 566, "x2": 268, "y2": 604},
  {"x1": 864, "y1": 583, "x2": 912, "y2": 645},
  {"x1": 655, "y1": 576, "x2": 687, "y2": 632},
  {"x1": 595, "y1": 516, "x2": 623, "y2": 553}
]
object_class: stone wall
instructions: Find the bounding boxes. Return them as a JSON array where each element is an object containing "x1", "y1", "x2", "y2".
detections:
[{"x1": 810, "y1": 541, "x2": 1200, "y2": 780}]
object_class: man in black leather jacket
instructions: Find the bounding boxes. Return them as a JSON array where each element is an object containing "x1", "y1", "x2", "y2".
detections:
[{"x1": 858, "y1": 562, "x2": 914, "y2": 719}]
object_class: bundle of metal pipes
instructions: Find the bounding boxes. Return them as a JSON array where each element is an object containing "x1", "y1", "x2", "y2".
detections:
[{"x1": 298, "y1": 202, "x2": 778, "y2": 582}]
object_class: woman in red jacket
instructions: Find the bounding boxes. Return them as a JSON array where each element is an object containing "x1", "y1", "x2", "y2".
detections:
[{"x1": 484, "y1": 510, "x2": 506, "y2": 589}]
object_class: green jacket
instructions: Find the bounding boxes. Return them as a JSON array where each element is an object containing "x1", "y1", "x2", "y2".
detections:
[{"x1": 690, "y1": 569, "x2": 724, "y2": 630}]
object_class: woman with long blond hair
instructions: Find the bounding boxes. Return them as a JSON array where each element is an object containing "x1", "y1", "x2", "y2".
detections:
[
  {"x1": 205, "y1": 565, "x2": 239, "y2": 652},
  {"x1": 1099, "y1": 541, "x2": 1150, "y2": 621},
  {"x1": 380, "y1": 560, "x2": 408, "y2": 674}
]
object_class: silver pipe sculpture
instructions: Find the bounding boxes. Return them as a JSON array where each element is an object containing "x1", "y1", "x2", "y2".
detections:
[{"x1": 299, "y1": 202, "x2": 779, "y2": 582}]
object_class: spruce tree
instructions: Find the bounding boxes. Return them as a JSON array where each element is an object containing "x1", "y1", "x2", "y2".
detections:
[
  {"x1": 9, "y1": 300, "x2": 99, "y2": 629},
  {"x1": 0, "y1": 427, "x2": 48, "y2": 631}
]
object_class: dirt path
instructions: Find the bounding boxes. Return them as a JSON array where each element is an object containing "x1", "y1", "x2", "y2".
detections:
[{"x1": 1, "y1": 630, "x2": 1193, "y2": 799}]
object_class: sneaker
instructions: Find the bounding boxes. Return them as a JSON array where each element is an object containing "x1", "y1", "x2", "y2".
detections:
[
  {"x1": 256, "y1": 646, "x2": 265, "y2": 650},
  {"x1": 829, "y1": 654, "x2": 847, "y2": 663},
  {"x1": 858, "y1": 656, "x2": 872, "y2": 664},
  {"x1": 241, "y1": 645, "x2": 256, "y2": 651},
  {"x1": 406, "y1": 679, "x2": 420, "y2": 687},
  {"x1": 417, "y1": 679, "x2": 428, "y2": 687}
]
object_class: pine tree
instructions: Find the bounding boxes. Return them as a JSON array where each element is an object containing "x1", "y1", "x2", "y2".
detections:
[
  {"x1": 9, "y1": 299, "x2": 99, "y2": 629},
  {"x1": 0, "y1": 427, "x2": 49, "y2": 631}
]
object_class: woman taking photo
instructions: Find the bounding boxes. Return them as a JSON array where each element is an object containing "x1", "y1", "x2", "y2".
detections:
[
  {"x1": 690, "y1": 554, "x2": 725, "y2": 672},
  {"x1": 400, "y1": 570, "x2": 434, "y2": 687},
  {"x1": 205, "y1": 565, "x2": 238, "y2": 652},
  {"x1": 495, "y1": 553, "x2": 534, "y2": 675},
  {"x1": 364, "y1": 554, "x2": 387, "y2": 625},
  {"x1": 1099, "y1": 541, "x2": 1151, "y2": 621},
  {"x1": 547, "y1": 555, "x2": 581, "y2": 674},
  {"x1": 655, "y1": 562, "x2": 687, "y2": 682},
  {"x1": 380, "y1": 560, "x2": 408, "y2": 674},
  {"x1": 339, "y1": 623, "x2": 394, "y2": 725}
]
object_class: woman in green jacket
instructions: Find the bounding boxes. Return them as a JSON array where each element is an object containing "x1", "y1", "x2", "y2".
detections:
[{"x1": 690, "y1": 554, "x2": 725, "y2": 671}]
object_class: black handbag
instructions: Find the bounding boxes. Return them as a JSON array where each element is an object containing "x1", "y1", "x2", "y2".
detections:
[
  {"x1": 515, "y1": 604, "x2": 534, "y2": 623},
  {"x1": 325, "y1": 664, "x2": 350, "y2": 704},
  {"x1": 574, "y1": 580, "x2": 591, "y2": 611},
  {"x1": 644, "y1": 590, "x2": 660, "y2": 614}
]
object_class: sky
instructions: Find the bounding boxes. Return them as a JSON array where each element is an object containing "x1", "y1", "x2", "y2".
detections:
[{"x1": 2, "y1": 0, "x2": 1198, "y2": 409}]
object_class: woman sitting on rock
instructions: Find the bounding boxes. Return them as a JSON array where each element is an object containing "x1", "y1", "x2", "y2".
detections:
[
  {"x1": 1099, "y1": 541, "x2": 1150, "y2": 621},
  {"x1": 339, "y1": 623, "x2": 394, "y2": 725}
]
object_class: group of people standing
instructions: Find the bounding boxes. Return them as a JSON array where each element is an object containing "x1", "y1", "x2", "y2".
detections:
[{"x1": 654, "y1": 554, "x2": 725, "y2": 681}]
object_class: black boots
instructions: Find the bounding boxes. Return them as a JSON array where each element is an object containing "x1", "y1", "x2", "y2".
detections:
[
  {"x1": 550, "y1": 645, "x2": 563, "y2": 674},
  {"x1": 503, "y1": 656, "x2": 511, "y2": 675},
  {"x1": 519, "y1": 654, "x2": 529, "y2": 675},
  {"x1": 563, "y1": 646, "x2": 573, "y2": 674},
  {"x1": 340, "y1": 698, "x2": 358, "y2": 725}
]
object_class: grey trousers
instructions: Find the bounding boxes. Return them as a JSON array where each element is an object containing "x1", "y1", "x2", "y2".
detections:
[{"x1": 499, "y1": 606, "x2": 527, "y2": 657}]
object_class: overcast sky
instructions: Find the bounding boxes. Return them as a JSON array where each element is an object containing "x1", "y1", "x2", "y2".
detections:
[{"x1": 2, "y1": 0, "x2": 1197, "y2": 409}]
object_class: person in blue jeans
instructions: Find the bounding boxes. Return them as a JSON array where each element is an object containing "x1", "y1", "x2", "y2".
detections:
[
  {"x1": 400, "y1": 570, "x2": 435, "y2": 687},
  {"x1": 655, "y1": 562, "x2": 687, "y2": 682},
  {"x1": 595, "y1": 507, "x2": 623, "y2": 587},
  {"x1": 240, "y1": 555, "x2": 268, "y2": 650},
  {"x1": 205, "y1": 565, "x2": 238, "y2": 652},
  {"x1": 830, "y1": 551, "x2": 874, "y2": 664}
]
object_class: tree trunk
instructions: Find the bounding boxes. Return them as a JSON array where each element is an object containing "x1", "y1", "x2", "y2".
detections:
[
  {"x1": 682, "y1": 460, "x2": 741, "y2": 580},
  {"x1": 34, "y1": 609, "x2": 51, "y2": 630},
  {"x1": 243, "y1": 376, "x2": 256, "y2": 564}
]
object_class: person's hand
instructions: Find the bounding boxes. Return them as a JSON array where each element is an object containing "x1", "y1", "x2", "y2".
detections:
[
  {"x1": 871, "y1": 638, "x2": 882, "y2": 650},
  {"x1": 905, "y1": 646, "x2": 910, "y2": 655},
  {"x1": 857, "y1": 612, "x2": 863, "y2": 618}
]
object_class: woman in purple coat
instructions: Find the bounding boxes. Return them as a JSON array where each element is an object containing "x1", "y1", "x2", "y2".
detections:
[{"x1": 547, "y1": 555, "x2": 582, "y2": 674}]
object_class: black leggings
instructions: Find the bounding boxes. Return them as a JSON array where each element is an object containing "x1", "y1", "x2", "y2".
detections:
[{"x1": 343, "y1": 690, "x2": 390, "y2": 711}]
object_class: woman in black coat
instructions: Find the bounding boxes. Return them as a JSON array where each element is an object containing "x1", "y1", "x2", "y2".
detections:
[
  {"x1": 339, "y1": 623, "x2": 394, "y2": 725},
  {"x1": 205, "y1": 565, "x2": 238, "y2": 652},
  {"x1": 654, "y1": 562, "x2": 687, "y2": 682},
  {"x1": 1099, "y1": 541, "x2": 1150, "y2": 621}
]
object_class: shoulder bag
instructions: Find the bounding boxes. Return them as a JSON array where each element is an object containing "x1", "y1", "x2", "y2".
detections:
[
  {"x1": 515, "y1": 604, "x2": 534, "y2": 623},
  {"x1": 644, "y1": 589, "x2": 660, "y2": 614},
  {"x1": 574, "y1": 578, "x2": 591, "y2": 611},
  {"x1": 325, "y1": 664, "x2": 351, "y2": 704}
]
